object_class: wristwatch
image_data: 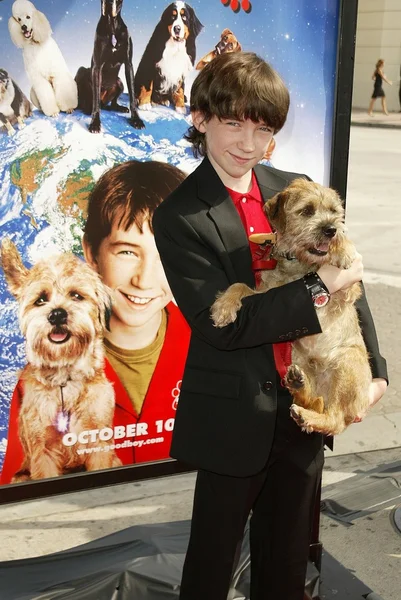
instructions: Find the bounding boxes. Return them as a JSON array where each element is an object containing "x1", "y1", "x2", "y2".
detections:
[{"x1": 303, "y1": 272, "x2": 331, "y2": 308}]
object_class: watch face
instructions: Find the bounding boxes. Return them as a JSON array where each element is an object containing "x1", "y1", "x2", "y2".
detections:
[{"x1": 313, "y1": 292, "x2": 329, "y2": 308}]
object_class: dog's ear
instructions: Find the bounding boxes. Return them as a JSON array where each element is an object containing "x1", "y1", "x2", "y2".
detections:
[
  {"x1": 1, "y1": 238, "x2": 30, "y2": 299},
  {"x1": 187, "y1": 6, "x2": 203, "y2": 38},
  {"x1": 221, "y1": 28, "x2": 233, "y2": 37},
  {"x1": 236, "y1": 42, "x2": 243, "y2": 52},
  {"x1": 8, "y1": 17, "x2": 25, "y2": 48},
  {"x1": 32, "y1": 9, "x2": 51, "y2": 44},
  {"x1": 95, "y1": 279, "x2": 113, "y2": 333},
  {"x1": 264, "y1": 190, "x2": 288, "y2": 234}
]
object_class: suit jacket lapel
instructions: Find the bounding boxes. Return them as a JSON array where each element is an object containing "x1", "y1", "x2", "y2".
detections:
[
  {"x1": 195, "y1": 158, "x2": 283, "y2": 286},
  {"x1": 195, "y1": 158, "x2": 254, "y2": 286}
]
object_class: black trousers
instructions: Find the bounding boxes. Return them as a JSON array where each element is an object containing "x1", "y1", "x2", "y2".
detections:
[{"x1": 179, "y1": 394, "x2": 324, "y2": 600}]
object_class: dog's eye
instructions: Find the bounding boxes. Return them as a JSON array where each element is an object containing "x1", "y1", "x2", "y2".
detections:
[
  {"x1": 34, "y1": 293, "x2": 48, "y2": 306},
  {"x1": 18, "y1": 17, "x2": 21, "y2": 21},
  {"x1": 300, "y1": 204, "x2": 315, "y2": 217},
  {"x1": 26, "y1": 15, "x2": 31, "y2": 19},
  {"x1": 70, "y1": 291, "x2": 84, "y2": 301},
  {"x1": 228, "y1": 43, "x2": 233, "y2": 49},
  {"x1": 182, "y1": 15, "x2": 187, "y2": 21}
]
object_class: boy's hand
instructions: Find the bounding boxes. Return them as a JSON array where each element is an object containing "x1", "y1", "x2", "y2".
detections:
[
  {"x1": 317, "y1": 253, "x2": 364, "y2": 294},
  {"x1": 353, "y1": 378, "x2": 388, "y2": 422}
]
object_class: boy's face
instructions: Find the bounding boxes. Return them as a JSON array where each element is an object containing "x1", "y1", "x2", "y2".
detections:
[
  {"x1": 192, "y1": 113, "x2": 274, "y2": 188},
  {"x1": 84, "y1": 218, "x2": 173, "y2": 333}
]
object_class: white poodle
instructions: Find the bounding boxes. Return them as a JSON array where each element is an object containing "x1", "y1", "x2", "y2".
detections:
[{"x1": 8, "y1": 0, "x2": 78, "y2": 117}]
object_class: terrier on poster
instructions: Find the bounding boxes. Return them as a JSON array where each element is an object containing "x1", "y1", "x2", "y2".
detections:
[{"x1": 0, "y1": 240, "x2": 121, "y2": 482}]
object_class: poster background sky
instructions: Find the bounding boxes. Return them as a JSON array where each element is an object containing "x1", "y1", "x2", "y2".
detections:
[{"x1": 0, "y1": 0, "x2": 340, "y2": 182}]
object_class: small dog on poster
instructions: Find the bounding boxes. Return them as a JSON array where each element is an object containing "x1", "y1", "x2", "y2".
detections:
[
  {"x1": 211, "y1": 178, "x2": 372, "y2": 436},
  {"x1": 0, "y1": 68, "x2": 31, "y2": 135},
  {"x1": 1, "y1": 239, "x2": 122, "y2": 482},
  {"x1": 135, "y1": 2, "x2": 203, "y2": 113},
  {"x1": 196, "y1": 28, "x2": 242, "y2": 70},
  {"x1": 8, "y1": 0, "x2": 78, "y2": 117}
]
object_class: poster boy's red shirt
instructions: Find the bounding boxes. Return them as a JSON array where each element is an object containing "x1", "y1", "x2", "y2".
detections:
[{"x1": 0, "y1": 302, "x2": 190, "y2": 485}]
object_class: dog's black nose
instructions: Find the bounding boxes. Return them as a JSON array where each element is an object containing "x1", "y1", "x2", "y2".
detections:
[
  {"x1": 174, "y1": 25, "x2": 181, "y2": 35},
  {"x1": 323, "y1": 226, "x2": 337, "y2": 238},
  {"x1": 21, "y1": 24, "x2": 27, "y2": 31},
  {"x1": 48, "y1": 308, "x2": 68, "y2": 326}
]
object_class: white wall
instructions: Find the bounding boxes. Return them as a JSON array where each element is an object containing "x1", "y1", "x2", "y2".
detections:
[{"x1": 352, "y1": 0, "x2": 401, "y2": 111}]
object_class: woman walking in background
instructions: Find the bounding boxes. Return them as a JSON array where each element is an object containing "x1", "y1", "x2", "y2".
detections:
[{"x1": 368, "y1": 59, "x2": 392, "y2": 116}]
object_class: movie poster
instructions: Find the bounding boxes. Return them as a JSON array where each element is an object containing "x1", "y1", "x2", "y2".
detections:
[{"x1": 0, "y1": 0, "x2": 340, "y2": 490}]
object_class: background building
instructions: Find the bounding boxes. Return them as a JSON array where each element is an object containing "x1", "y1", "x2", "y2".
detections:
[{"x1": 353, "y1": 0, "x2": 401, "y2": 112}]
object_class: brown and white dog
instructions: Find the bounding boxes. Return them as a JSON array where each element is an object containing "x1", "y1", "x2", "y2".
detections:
[
  {"x1": 134, "y1": 2, "x2": 203, "y2": 113},
  {"x1": 211, "y1": 179, "x2": 372, "y2": 436},
  {"x1": 1, "y1": 239, "x2": 121, "y2": 482},
  {"x1": 196, "y1": 28, "x2": 242, "y2": 70}
]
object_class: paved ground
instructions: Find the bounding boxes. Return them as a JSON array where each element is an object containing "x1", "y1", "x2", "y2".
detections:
[
  {"x1": 0, "y1": 122, "x2": 400, "y2": 599},
  {"x1": 351, "y1": 108, "x2": 401, "y2": 129}
]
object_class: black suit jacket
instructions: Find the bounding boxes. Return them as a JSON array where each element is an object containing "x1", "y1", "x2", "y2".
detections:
[{"x1": 153, "y1": 157, "x2": 388, "y2": 477}]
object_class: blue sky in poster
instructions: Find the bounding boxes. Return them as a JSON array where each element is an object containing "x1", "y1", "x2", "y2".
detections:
[{"x1": 0, "y1": 0, "x2": 339, "y2": 180}]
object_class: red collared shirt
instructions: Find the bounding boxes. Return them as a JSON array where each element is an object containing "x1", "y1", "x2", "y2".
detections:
[
  {"x1": 226, "y1": 171, "x2": 276, "y2": 283},
  {"x1": 226, "y1": 171, "x2": 291, "y2": 380}
]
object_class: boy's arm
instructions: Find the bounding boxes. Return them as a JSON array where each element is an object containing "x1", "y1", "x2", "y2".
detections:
[
  {"x1": 153, "y1": 207, "x2": 322, "y2": 351},
  {"x1": 356, "y1": 284, "x2": 388, "y2": 381}
]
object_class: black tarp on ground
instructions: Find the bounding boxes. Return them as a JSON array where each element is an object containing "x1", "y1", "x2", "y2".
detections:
[{"x1": 0, "y1": 520, "x2": 377, "y2": 600}]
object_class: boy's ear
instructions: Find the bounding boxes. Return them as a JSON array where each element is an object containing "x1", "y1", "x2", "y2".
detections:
[
  {"x1": 82, "y1": 235, "x2": 99, "y2": 273},
  {"x1": 191, "y1": 111, "x2": 207, "y2": 133}
]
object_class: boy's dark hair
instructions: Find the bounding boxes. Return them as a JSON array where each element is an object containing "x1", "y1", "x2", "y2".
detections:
[
  {"x1": 84, "y1": 160, "x2": 186, "y2": 257},
  {"x1": 185, "y1": 52, "x2": 290, "y2": 157}
]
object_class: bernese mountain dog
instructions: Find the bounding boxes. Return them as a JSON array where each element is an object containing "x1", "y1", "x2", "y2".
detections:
[
  {"x1": 0, "y1": 68, "x2": 31, "y2": 136},
  {"x1": 135, "y1": 2, "x2": 203, "y2": 114}
]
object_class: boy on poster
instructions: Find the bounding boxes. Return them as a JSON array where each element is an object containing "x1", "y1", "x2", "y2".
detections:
[
  {"x1": 1, "y1": 160, "x2": 191, "y2": 484},
  {"x1": 152, "y1": 52, "x2": 388, "y2": 599}
]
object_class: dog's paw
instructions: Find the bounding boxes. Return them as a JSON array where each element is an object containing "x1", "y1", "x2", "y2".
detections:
[
  {"x1": 175, "y1": 106, "x2": 187, "y2": 115},
  {"x1": 284, "y1": 364, "x2": 305, "y2": 390},
  {"x1": 290, "y1": 405, "x2": 314, "y2": 434},
  {"x1": 211, "y1": 296, "x2": 241, "y2": 328},
  {"x1": 89, "y1": 117, "x2": 101, "y2": 133},
  {"x1": 129, "y1": 115, "x2": 145, "y2": 130},
  {"x1": 139, "y1": 102, "x2": 153, "y2": 111},
  {"x1": 7, "y1": 126, "x2": 16, "y2": 136}
]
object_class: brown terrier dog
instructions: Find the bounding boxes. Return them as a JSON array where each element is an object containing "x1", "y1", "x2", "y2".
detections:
[
  {"x1": 1, "y1": 239, "x2": 122, "y2": 482},
  {"x1": 196, "y1": 28, "x2": 242, "y2": 70},
  {"x1": 211, "y1": 178, "x2": 371, "y2": 436}
]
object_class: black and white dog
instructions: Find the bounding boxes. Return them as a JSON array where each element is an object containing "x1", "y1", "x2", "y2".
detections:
[
  {"x1": 75, "y1": 0, "x2": 144, "y2": 133},
  {"x1": 135, "y1": 2, "x2": 203, "y2": 113},
  {"x1": 0, "y1": 68, "x2": 31, "y2": 135}
]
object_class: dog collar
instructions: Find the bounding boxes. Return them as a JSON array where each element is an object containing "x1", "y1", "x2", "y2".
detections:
[{"x1": 55, "y1": 384, "x2": 71, "y2": 433}]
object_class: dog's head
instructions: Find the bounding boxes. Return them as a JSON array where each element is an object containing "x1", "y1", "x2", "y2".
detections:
[
  {"x1": 162, "y1": 2, "x2": 203, "y2": 44},
  {"x1": 1, "y1": 239, "x2": 112, "y2": 369},
  {"x1": 101, "y1": 0, "x2": 123, "y2": 18},
  {"x1": 9, "y1": 0, "x2": 51, "y2": 47},
  {"x1": 215, "y1": 29, "x2": 242, "y2": 55},
  {"x1": 265, "y1": 178, "x2": 346, "y2": 266},
  {"x1": 0, "y1": 69, "x2": 11, "y2": 98}
]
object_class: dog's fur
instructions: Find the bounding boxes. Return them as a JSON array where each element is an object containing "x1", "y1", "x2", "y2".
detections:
[
  {"x1": 0, "y1": 68, "x2": 31, "y2": 135},
  {"x1": 211, "y1": 178, "x2": 372, "y2": 436},
  {"x1": 196, "y1": 28, "x2": 242, "y2": 70},
  {"x1": 8, "y1": 0, "x2": 78, "y2": 117},
  {"x1": 75, "y1": 0, "x2": 144, "y2": 133},
  {"x1": 1, "y1": 239, "x2": 121, "y2": 482},
  {"x1": 135, "y1": 2, "x2": 203, "y2": 113}
]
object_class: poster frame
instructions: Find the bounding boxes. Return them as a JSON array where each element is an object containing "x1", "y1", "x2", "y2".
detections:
[{"x1": 0, "y1": 0, "x2": 358, "y2": 505}]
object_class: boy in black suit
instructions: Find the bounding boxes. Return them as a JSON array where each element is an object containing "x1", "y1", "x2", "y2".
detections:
[{"x1": 153, "y1": 52, "x2": 388, "y2": 600}]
